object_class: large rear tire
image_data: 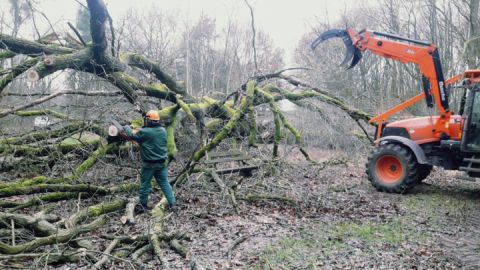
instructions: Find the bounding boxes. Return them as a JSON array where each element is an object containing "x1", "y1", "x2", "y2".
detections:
[{"x1": 366, "y1": 143, "x2": 419, "y2": 193}]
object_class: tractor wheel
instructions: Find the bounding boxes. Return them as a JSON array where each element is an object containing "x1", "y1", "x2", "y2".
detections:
[
  {"x1": 416, "y1": 164, "x2": 433, "y2": 183},
  {"x1": 366, "y1": 143, "x2": 419, "y2": 193}
]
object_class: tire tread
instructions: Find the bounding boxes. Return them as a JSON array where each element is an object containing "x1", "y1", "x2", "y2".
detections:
[{"x1": 366, "y1": 143, "x2": 419, "y2": 193}]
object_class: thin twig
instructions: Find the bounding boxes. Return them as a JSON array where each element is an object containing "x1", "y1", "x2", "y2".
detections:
[
  {"x1": 73, "y1": 0, "x2": 88, "y2": 10},
  {"x1": 93, "y1": 239, "x2": 120, "y2": 269},
  {"x1": 11, "y1": 219, "x2": 15, "y2": 246},
  {"x1": 107, "y1": 13, "x2": 116, "y2": 57},
  {"x1": 67, "y1": 22, "x2": 87, "y2": 46},
  {"x1": 243, "y1": 0, "x2": 258, "y2": 73},
  {"x1": 34, "y1": 6, "x2": 64, "y2": 46},
  {"x1": 26, "y1": 1, "x2": 41, "y2": 40},
  {"x1": 0, "y1": 90, "x2": 126, "y2": 118}
]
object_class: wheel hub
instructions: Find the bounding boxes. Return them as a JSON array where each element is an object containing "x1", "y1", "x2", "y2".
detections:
[{"x1": 375, "y1": 155, "x2": 404, "y2": 183}]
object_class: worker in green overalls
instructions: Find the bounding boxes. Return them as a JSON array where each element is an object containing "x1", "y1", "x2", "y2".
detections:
[{"x1": 123, "y1": 110, "x2": 176, "y2": 212}]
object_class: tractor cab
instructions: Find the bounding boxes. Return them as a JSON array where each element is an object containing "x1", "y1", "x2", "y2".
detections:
[{"x1": 460, "y1": 70, "x2": 480, "y2": 152}]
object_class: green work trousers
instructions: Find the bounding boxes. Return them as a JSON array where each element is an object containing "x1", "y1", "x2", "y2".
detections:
[{"x1": 139, "y1": 163, "x2": 176, "y2": 206}]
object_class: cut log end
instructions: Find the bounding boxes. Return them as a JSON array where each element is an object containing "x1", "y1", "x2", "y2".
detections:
[
  {"x1": 26, "y1": 69, "x2": 40, "y2": 82},
  {"x1": 43, "y1": 56, "x2": 55, "y2": 66}
]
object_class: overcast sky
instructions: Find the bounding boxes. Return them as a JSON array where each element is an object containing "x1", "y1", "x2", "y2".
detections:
[{"x1": 5, "y1": 0, "x2": 362, "y2": 62}]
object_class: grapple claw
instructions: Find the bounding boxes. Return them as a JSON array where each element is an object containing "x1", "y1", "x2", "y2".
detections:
[
  {"x1": 347, "y1": 49, "x2": 363, "y2": 70},
  {"x1": 311, "y1": 28, "x2": 363, "y2": 69}
]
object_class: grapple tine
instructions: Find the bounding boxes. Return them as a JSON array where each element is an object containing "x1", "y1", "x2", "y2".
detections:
[
  {"x1": 340, "y1": 39, "x2": 355, "y2": 67},
  {"x1": 347, "y1": 49, "x2": 362, "y2": 70},
  {"x1": 311, "y1": 29, "x2": 349, "y2": 50},
  {"x1": 311, "y1": 28, "x2": 361, "y2": 68}
]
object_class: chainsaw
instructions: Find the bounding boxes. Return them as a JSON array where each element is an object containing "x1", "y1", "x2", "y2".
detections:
[{"x1": 106, "y1": 116, "x2": 138, "y2": 160}]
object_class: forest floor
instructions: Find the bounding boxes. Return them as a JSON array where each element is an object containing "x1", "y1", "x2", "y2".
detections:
[
  {"x1": 163, "y1": 147, "x2": 480, "y2": 269},
  {"x1": 3, "y1": 146, "x2": 480, "y2": 269}
]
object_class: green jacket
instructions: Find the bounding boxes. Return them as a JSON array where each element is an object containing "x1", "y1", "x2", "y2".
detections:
[{"x1": 124, "y1": 124, "x2": 167, "y2": 166}]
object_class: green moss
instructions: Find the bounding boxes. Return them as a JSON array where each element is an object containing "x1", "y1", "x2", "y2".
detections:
[
  {"x1": 177, "y1": 97, "x2": 196, "y2": 121},
  {"x1": 205, "y1": 119, "x2": 223, "y2": 132},
  {"x1": 166, "y1": 112, "x2": 179, "y2": 160},
  {"x1": 331, "y1": 220, "x2": 416, "y2": 245},
  {"x1": 252, "y1": 219, "x2": 428, "y2": 270},
  {"x1": 0, "y1": 58, "x2": 39, "y2": 91},
  {"x1": 0, "y1": 50, "x2": 15, "y2": 59},
  {"x1": 0, "y1": 176, "x2": 47, "y2": 190},
  {"x1": 192, "y1": 81, "x2": 255, "y2": 162},
  {"x1": 263, "y1": 84, "x2": 373, "y2": 122},
  {"x1": 131, "y1": 118, "x2": 144, "y2": 129},
  {"x1": 70, "y1": 199, "x2": 127, "y2": 226},
  {"x1": 14, "y1": 109, "x2": 69, "y2": 119},
  {"x1": 58, "y1": 132, "x2": 100, "y2": 152},
  {"x1": 248, "y1": 107, "x2": 257, "y2": 146},
  {"x1": 201, "y1": 97, "x2": 235, "y2": 117},
  {"x1": 10, "y1": 192, "x2": 80, "y2": 211},
  {"x1": 125, "y1": 53, "x2": 186, "y2": 96},
  {"x1": 143, "y1": 83, "x2": 176, "y2": 101},
  {"x1": 89, "y1": 207, "x2": 102, "y2": 216},
  {"x1": 404, "y1": 190, "x2": 479, "y2": 224},
  {"x1": 69, "y1": 143, "x2": 110, "y2": 179},
  {"x1": 279, "y1": 113, "x2": 301, "y2": 143},
  {"x1": 257, "y1": 87, "x2": 284, "y2": 157}
]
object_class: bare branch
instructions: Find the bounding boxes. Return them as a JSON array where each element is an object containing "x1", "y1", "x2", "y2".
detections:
[
  {"x1": 0, "y1": 90, "x2": 125, "y2": 118},
  {"x1": 67, "y1": 22, "x2": 87, "y2": 46},
  {"x1": 243, "y1": 0, "x2": 258, "y2": 73}
]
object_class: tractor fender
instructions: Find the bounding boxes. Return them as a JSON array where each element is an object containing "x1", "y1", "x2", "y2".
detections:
[{"x1": 378, "y1": 136, "x2": 429, "y2": 164}]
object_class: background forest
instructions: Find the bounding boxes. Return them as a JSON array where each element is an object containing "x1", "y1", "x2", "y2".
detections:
[{"x1": 1, "y1": 0, "x2": 480, "y2": 269}]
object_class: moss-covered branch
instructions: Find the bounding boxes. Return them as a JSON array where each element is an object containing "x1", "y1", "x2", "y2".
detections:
[
  {"x1": 0, "y1": 58, "x2": 39, "y2": 93},
  {"x1": 13, "y1": 109, "x2": 70, "y2": 120},
  {"x1": 65, "y1": 199, "x2": 127, "y2": 228},
  {"x1": 149, "y1": 199, "x2": 168, "y2": 265},
  {"x1": 0, "y1": 50, "x2": 16, "y2": 60},
  {"x1": 124, "y1": 53, "x2": 187, "y2": 96},
  {"x1": 0, "y1": 182, "x2": 137, "y2": 198},
  {"x1": 192, "y1": 81, "x2": 256, "y2": 162},
  {"x1": 166, "y1": 107, "x2": 180, "y2": 160},
  {"x1": 0, "y1": 192, "x2": 85, "y2": 211},
  {"x1": 0, "y1": 212, "x2": 57, "y2": 236},
  {"x1": 256, "y1": 88, "x2": 283, "y2": 157},
  {"x1": 177, "y1": 96, "x2": 196, "y2": 121},
  {"x1": 0, "y1": 34, "x2": 74, "y2": 55},
  {"x1": 0, "y1": 215, "x2": 107, "y2": 254},
  {"x1": 265, "y1": 83, "x2": 373, "y2": 122},
  {"x1": 247, "y1": 105, "x2": 257, "y2": 146},
  {"x1": 69, "y1": 143, "x2": 111, "y2": 179},
  {"x1": 256, "y1": 86, "x2": 316, "y2": 162}
]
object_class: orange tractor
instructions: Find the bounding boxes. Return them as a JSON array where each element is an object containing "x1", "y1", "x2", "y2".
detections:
[{"x1": 312, "y1": 28, "x2": 480, "y2": 193}]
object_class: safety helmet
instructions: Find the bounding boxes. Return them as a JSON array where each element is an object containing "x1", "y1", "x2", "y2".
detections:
[{"x1": 146, "y1": 110, "x2": 160, "y2": 121}]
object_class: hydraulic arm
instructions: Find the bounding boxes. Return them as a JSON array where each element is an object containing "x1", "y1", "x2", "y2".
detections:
[{"x1": 312, "y1": 28, "x2": 458, "y2": 140}]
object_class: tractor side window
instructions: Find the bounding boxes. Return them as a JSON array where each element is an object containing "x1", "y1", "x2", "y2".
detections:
[
  {"x1": 471, "y1": 91, "x2": 480, "y2": 123},
  {"x1": 464, "y1": 91, "x2": 480, "y2": 150}
]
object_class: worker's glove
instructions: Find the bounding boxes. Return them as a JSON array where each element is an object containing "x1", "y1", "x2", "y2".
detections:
[
  {"x1": 134, "y1": 103, "x2": 142, "y2": 112},
  {"x1": 134, "y1": 102, "x2": 146, "y2": 116}
]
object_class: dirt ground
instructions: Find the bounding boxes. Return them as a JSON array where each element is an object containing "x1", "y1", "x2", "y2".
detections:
[
  {"x1": 3, "y1": 146, "x2": 480, "y2": 269},
  {"x1": 163, "y1": 148, "x2": 480, "y2": 269}
]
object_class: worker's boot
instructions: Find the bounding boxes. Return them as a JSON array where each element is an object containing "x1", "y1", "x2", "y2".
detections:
[
  {"x1": 134, "y1": 203, "x2": 150, "y2": 214},
  {"x1": 166, "y1": 204, "x2": 179, "y2": 212}
]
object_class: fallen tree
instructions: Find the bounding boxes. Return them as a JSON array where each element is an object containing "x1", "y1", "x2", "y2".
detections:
[{"x1": 0, "y1": 0, "x2": 373, "y2": 268}]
